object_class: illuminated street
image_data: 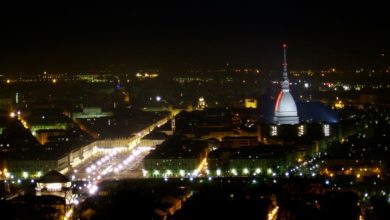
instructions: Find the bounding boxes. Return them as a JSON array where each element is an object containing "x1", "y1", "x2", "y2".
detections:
[{"x1": 68, "y1": 146, "x2": 153, "y2": 194}]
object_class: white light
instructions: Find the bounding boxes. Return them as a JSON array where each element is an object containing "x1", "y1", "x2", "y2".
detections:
[
  {"x1": 46, "y1": 183, "x2": 62, "y2": 191},
  {"x1": 298, "y1": 125, "x2": 305, "y2": 136},
  {"x1": 271, "y1": 126, "x2": 278, "y2": 136},
  {"x1": 22, "y1": 171, "x2": 28, "y2": 179},
  {"x1": 166, "y1": 170, "x2": 172, "y2": 176},
  {"x1": 216, "y1": 169, "x2": 221, "y2": 176},
  {"x1": 304, "y1": 82, "x2": 309, "y2": 88},
  {"x1": 342, "y1": 85, "x2": 350, "y2": 91},
  {"x1": 323, "y1": 124, "x2": 330, "y2": 137},
  {"x1": 156, "y1": 96, "x2": 161, "y2": 102},
  {"x1": 88, "y1": 185, "x2": 98, "y2": 194}
]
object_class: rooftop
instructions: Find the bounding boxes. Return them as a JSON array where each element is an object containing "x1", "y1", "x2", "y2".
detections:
[
  {"x1": 145, "y1": 136, "x2": 207, "y2": 159},
  {"x1": 208, "y1": 145, "x2": 289, "y2": 160},
  {"x1": 38, "y1": 170, "x2": 69, "y2": 183}
]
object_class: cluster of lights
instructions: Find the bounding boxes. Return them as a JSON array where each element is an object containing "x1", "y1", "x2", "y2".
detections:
[
  {"x1": 9, "y1": 111, "x2": 21, "y2": 119},
  {"x1": 85, "y1": 152, "x2": 118, "y2": 176},
  {"x1": 112, "y1": 148, "x2": 144, "y2": 173},
  {"x1": 150, "y1": 158, "x2": 208, "y2": 179},
  {"x1": 288, "y1": 152, "x2": 324, "y2": 177},
  {"x1": 147, "y1": 151, "x2": 327, "y2": 181},
  {"x1": 323, "y1": 124, "x2": 330, "y2": 137},
  {"x1": 298, "y1": 125, "x2": 305, "y2": 137},
  {"x1": 2, "y1": 169, "x2": 43, "y2": 181},
  {"x1": 79, "y1": 147, "x2": 152, "y2": 195},
  {"x1": 271, "y1": 125, "x2": 278, "y2": 136},
  {"x1": 64, "y1": 208, "x2": 73, "y2": 220},
  {"x1": 267, "y1": 206, "x2": 279, "y2": 220}
]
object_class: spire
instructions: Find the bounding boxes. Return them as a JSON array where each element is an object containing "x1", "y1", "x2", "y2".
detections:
[
  {"x1": 281, "y1": 44, "x2": 290, "y2": 91},
  {"x1": 282, "y1": 44, "x2": 288, "y2": 81}
]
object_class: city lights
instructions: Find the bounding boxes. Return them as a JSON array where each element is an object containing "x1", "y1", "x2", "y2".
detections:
[{"x1": 0, "y1": 3, "x2": 388, "y2": 219}]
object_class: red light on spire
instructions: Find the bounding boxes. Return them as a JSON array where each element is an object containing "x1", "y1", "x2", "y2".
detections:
[{"x1": 283, "y1": 43, "x2": 287, "y2": 48}]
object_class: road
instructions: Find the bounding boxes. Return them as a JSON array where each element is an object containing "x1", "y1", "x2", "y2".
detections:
[{"x1": 70, "y1": 146, "x2": 152, "y2": 182}]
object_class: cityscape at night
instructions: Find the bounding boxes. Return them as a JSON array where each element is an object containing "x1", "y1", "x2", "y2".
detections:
[{"x1": 0, "y1": 1, "x2": 389, "y2": 220}]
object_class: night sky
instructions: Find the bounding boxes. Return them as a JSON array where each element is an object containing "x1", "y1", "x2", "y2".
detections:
[{"x1": 0, "y1": 1, "x2": 389, "y2": 73}]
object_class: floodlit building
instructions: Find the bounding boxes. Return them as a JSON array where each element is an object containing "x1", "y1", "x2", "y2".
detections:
[
  {"x1": 71, "y1": 107, "x2": 113, "y2": 119},
  {"x1": 274, "y1": 44, "x2": 299, "y2": 125},
  {"x1": 207, "y1": 145, "x2": 312, "y2": 176},
  {"x1": 244, "y1": 98, "x2": 257, "y2": 108},
  {"x1": 196, "y1": 97, "x2": 207, "y2": 110},
  {"x1": 143, "y1": 136, "x2": 209, "y2": 177},
  {"x1": 36, "y1": 170, "x2": 72, "y2": 205}
]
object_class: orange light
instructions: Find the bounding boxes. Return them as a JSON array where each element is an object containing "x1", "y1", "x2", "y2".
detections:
[{"x1": 274, "y1": 91, "x2": 283, "y2": 112}]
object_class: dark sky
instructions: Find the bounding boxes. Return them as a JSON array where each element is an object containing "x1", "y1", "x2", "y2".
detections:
[{"x1": 0, "y1": 1, "x2": 389, "y2": 73}]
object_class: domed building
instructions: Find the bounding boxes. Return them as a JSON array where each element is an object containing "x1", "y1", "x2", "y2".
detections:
[{"x1": 274, "y1": 44, "x2": 299, "y2": 125}]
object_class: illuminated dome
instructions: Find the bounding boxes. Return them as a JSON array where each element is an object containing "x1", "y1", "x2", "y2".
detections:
[
  {"x1": 274, "y1": 90, "x2": 299, "y2": 124},
  {"x1": 273, "y1": 44, "x2": 299, "y2": 125}
]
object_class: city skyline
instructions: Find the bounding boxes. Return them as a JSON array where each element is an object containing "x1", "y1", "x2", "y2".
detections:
[{"x1": 0, "y1": 2, "x2": 390, "y2": 219}]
